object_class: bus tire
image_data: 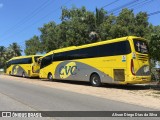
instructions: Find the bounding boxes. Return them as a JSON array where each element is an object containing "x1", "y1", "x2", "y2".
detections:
[
  {"x1": 22, "y1": 72, "x2": 25, "y2": 78},
  {"x1": 9, "y1": 71, "x2": 11, "y2": 75},
  {"x1": 90, "y1": 73, "x2": 101, "y2": 87},
  {"x1": 48, "y1": 73, "x2": 53, "y2": 81}
]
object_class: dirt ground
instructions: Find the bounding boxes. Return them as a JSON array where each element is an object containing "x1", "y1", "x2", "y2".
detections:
[{"x1": 0, "y1": 74, "x2": 160, "y2": 110}]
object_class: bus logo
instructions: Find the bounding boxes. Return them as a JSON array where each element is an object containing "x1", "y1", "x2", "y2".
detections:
[{"x1": 59, "y1": 62, "x2": 77, "y2": 79}]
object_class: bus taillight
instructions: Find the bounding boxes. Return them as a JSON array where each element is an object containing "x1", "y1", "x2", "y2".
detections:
[{"x1": 131, "y1": 59, "x2": 135, "y2": 75}]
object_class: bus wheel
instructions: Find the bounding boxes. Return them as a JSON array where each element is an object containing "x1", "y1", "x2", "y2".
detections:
[
  {"x1": 22, "y1": 72, "x2": 25, "y2": 78},
  {"x1": 90, "y1": 73, "x2": 101, "y2": 87},
  {"x1": 9, "y1": 71, "x2": 11, "y2": 75},
  {"x1": 48, "y1": 73, "x2": 53, "y2": 81}
]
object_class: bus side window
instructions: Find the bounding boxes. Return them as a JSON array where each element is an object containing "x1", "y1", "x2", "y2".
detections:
[{"x1": 52, "y1": 53, "x2": 54, "y2": 62}]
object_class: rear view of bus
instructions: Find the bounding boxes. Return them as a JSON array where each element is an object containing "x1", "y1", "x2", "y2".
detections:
[
  {"x1": 6, "y1": 55, "x2": 42, "y2": 78},
  {"x1": 126, "y1": 37, "x2": 151, "y2": 84}
]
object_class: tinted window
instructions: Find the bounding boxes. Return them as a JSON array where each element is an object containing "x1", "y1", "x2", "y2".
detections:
[
  {"x1": 133, "y1": 39, "x2": 148, "y2": 54},
  {"x1": 97, "y1": 40, "x2": 131, "y2": 57},
  {"x1": 6, "y1": 61, "x2": 11, "y2": 68},
  {"x1": 53, "y1": 41, "x2": 131, "y2": 61},
  {"x1": 11, "y1": 57, "x2": 32, "y2": 64},
  {"x1": 41, "y1": 55, "x2": 52, "y2": 69}
]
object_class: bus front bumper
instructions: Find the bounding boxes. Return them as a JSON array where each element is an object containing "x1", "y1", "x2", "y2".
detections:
[{"x1": 29, "y1": 73, "x2": 39, "y2": 77}]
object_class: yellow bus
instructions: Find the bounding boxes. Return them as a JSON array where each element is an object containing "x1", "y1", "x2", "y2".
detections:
[
  {"x1": 6, "y1": 55, "x2": 42, "y2": 78},
  {"x1": 39, "y1": 36, "x2": 151, "y2": 86}
]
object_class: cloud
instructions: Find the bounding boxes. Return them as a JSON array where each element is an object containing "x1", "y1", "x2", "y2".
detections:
[{"x1": 0, "y1": 3, "x2": 3, "y2": 8}]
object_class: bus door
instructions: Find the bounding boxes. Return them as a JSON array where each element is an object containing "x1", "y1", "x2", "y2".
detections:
[
  {"x1": 32, "y1": 56, "x2": 41, "y2": 74},
  {"x1": 40, "y1": 54, "x2": 53, "y2": 78}
]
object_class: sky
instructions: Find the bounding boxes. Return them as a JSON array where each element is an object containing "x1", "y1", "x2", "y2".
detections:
[{"x1": 0, "y1": 0, "x2": 160, "y2": 55}]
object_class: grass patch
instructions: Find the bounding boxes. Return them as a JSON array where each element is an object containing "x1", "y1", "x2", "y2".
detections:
[
  {"x1": 0, "y1": 71, "x2": 4, "y2": 74},
  {"x1": 153, "y1": 91, "x2": 160, "y2": 94}
]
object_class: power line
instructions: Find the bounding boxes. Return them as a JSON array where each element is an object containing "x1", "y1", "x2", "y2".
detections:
[
  {"x1": 112, "y1": 0, "x2": 160, "y2": 17},
  {"x1": 113, "y1": 0, "x2": 153, "y2": 15},
  {"x1": 107, "y1": 0, "x2": 140, "y2": 14},
  {"x1": 1, "y1": 0, "x2": 53, "y2": 39},
  {"x1": 130, "y1": 0, "x2": 154, "y2": 11},
  {"x1": 5, "y1": 0, "x2": 159, "y2": 52},
  {"x1": 101, "y1": 0, "x2": 119, "y2": 9},
  {"x1": 3, "y1": 0, "x2": 72, "y2": 46},
  {"x1": 148, "y1": 10, "x2": 160, "y2": 16},
  {"x1": 93, "y1": 0, "x2": 119, "y2": 13},
  {"x1": 126, "y1": 0, "x2": 154, "y2": 13}
]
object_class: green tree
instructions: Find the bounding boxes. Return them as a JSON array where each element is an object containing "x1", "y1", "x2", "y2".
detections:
[
  {"x1": 0, "y1": 43, "x2": 22, "y2": 68},
  {"x1": 61, "y1": 6, "x2": 93, "y2": 45},
  {"x1": 95, "y1": 8, "x2": 106, "y2": 27},
  {"x1": 24, "y1": 7, "x2": 157, "y2": 60},
  {"x1": 0, "y1": 46, "x2": 6, "y2": 68},
  {"x1": 39, "y1": 21, "x2": 61, "y2": 52},
  {"x1": 116, "y1": 9, "x2": 135, "y2": 35},
  {"x1": 98, "y1": 8, "x2": 150, "y2": 40},
  {"x1": 149, "y1": 26, "x2": 160, "y2": 61},
  {"x1": 134, "y1": 12, "x2": 149, "y2": 37},
  {"x1": 25, "y1": 35, "x2": 41, "y2": 55},
  {"x1": 0, "y1": 46, "x2": 6, "y2": 58},
  {"x1": 7, "y1": 43, "x2": 22, "y2": 57},
  {"x1": 98, "y1": 14, "x2": 116, "y2": 40},
  {"x1": 60, "y1": 6, "x2": 104, "y2": 46}
]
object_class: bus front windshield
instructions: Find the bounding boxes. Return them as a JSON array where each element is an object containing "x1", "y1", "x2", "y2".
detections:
[{"x1": 133, "y1": 39, "x2": 148, "y2": 54}]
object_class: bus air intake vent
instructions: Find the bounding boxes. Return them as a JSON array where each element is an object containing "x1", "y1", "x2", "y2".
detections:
[
  {"x1": 137, "y1": 54, "x2": 148, "y2": 61},
  {"x1": 114, "y1": 69, "x2": 125, "y2": 81}
]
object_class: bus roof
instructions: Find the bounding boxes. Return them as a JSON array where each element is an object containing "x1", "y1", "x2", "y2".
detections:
[
  {"x1": 6, "y1": 55, "x2": 42, "y2": 63},
  {"x1": 44, "y1": 36, "x2": 144, "y2": 56}
]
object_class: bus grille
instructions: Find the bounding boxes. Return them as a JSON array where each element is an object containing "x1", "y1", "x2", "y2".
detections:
[
  {"x1": 137, "y1": 54, "x2": 148, "y2": 61},
  {"x1": 114, "y1": 69, "x2": 125, "y2": 81}
]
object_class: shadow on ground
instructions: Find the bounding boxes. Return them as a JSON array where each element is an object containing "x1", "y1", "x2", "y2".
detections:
[
  {"x1": 41, "y1": 79, "x2": 160, "y2": 91},
  {"x1": 7, "y1": 74, "x2": 160, "y2": 91}
]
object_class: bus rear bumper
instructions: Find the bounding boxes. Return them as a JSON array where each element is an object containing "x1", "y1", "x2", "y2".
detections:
[{"x1": 124, "y1": 76, "x2": 151, "y2": 84}]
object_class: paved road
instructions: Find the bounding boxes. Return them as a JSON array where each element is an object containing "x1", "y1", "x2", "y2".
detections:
[{"x1": 0, "y1": 77, "x2": 159, "y2": 120}]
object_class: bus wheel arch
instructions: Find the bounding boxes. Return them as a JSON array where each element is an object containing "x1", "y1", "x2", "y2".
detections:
[
  {"x1": 90, "y1": 72, "x2": 102, "y2": 87},
  {"x1": 48, "y1": 72, "x2": 53, "y2": 81}
]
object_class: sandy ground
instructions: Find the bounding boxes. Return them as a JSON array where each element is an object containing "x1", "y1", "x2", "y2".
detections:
[{"x1": 0, "y1": 74, "x2": 160, "y2": 110}]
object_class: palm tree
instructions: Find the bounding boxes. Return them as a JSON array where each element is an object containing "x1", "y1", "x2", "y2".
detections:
[
  {"x1": 8, "y1": 43, "x2": 22, "y2": 57},
  {"x1": 95, "y1": 8, "x2": 106, "y2": 27}
]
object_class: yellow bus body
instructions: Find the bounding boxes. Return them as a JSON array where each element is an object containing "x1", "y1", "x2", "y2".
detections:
[
  {"x1": 6, "y1": 55, "x2": 42, "y2": 78},
  {"x1": 39, "y1": 36, "x2": 151, "y2": 85}
]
